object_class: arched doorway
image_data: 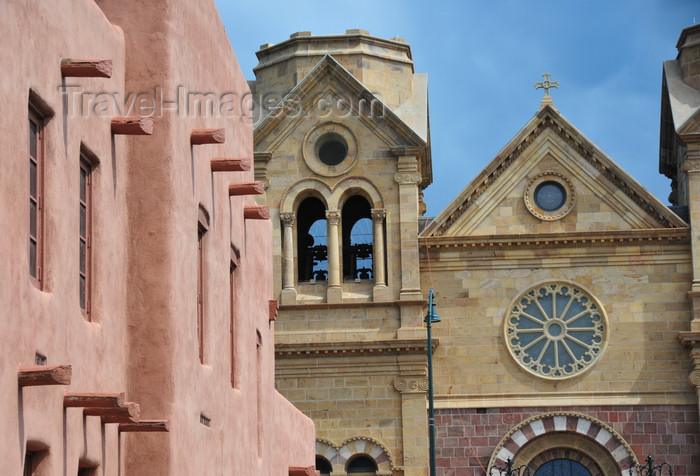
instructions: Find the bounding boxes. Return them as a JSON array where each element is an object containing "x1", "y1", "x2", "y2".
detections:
[
  {"x1": 315, "y1": 455, "x2": 332, "y2": 476},
  {"x1": 346, "y1": 454, "x2": 378, "y2": 475}
]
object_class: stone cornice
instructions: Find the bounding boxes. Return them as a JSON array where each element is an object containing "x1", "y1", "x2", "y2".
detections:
[
  {"x1": 275, "y1": 338, "x2": 438, "y2": 359},
  {"x1": 678, "y1": 331, "x2": 700, "y2": 347},
  {"x1": 280, "y1": 298, "x2": 424, "y2": 311},
  {"x1": 420, "y1": 228, "x2": 690, "y2": 251}
]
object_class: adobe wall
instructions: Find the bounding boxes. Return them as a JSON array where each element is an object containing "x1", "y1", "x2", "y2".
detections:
[
  {"x1": 94, "y1": 0, "x2": 316, "y2": 474},
  {"x1": 1, "y1": 0, "x2": 316, "y2": 475},
  {"x1": 0, "y1": 1, "x2": 129, "y2": 475}
]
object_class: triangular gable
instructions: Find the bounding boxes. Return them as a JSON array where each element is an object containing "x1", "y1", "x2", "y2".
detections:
[
  {"x1": 253, "y1": 54, "x2": 432, "y2": 186},
  {"x1": 422, "y1": 106, "x2": 687, "y2": 238}
]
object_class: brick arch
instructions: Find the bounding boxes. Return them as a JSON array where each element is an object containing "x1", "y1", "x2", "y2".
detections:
[
  {"x1": 528, "y1": 446, "x2": 602, "y2": 475},
  {"x1": 339, "y1": 437, "x2": 393, "y2": 471},
  {"x1": 488, "y1": 412, "x2": 635, "y2": 476},
  {"x1": 315, "y1": 437, "x2": 394, "y2": 473}
]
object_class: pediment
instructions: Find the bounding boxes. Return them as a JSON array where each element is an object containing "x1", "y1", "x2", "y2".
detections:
[
  {"x1": 422, "y1": 107, "x2": 686, "y2": 238},
  {"x1": 253, "y1": 55, "x2": 431, "y2": 186}
]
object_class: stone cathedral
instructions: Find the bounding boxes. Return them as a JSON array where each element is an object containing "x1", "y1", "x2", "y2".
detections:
[{"x1": 251, "y1": 26, "x2": 700, "y2": 476}]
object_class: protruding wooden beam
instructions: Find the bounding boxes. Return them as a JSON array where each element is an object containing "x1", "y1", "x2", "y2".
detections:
[
  {"x1": 18, "y1": 365, "x2": 72, "y2": 387},
  {"x1": 119, "y1": 420, "x2": 169, "y2": 432},
  {"x1": 84, "y1": 402, "x2": 140, "y2": 423},
  {"x1": 269, "y1": 300, "x2": 278, "y2": 322},
  {"x1": 111, "y1": 116, "x2": 153, "y2": 135},
  {"x1": 244, "y1": 205, "x2": 270, "y2": 220},
  {"x1": 64, "y1": 392, "x2": 125, "y2": 408},
  {"x1": 289, "y1": 466, "x2": 319, "y2": 476},
  {"x1": 191, "y1": 128, "x2": 225, "y2": 145},
  {"x1": 228, "y1": 182, "x2": 265, "y2": 196},
  {"x1": 210, "y1": 157, "x2": 251, "y2": 172},
  {"x1": 61, "y1": 59, "x2": 112, "y2": 78}
]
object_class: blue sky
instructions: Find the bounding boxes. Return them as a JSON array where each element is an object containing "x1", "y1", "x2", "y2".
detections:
[{"x1": 215, "y1": 0, "x2": 698, "y2": 216}]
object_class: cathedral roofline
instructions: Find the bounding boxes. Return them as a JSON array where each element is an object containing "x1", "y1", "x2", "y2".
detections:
[{"x1": 253, "y1": 29, "x2": 414, "y2": 74}]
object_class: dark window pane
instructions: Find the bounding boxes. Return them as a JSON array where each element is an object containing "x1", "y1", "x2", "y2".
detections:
[
  {"x1": 80, "y1": 239, "x2": 86, "y2": 273},
  {"x1": 80, "y1": 204, "x2": 86, "y2": 236},
  {"x1": 29, "y1": 240, "x2": 36, "y2": 277},
  {"x1": 29, "y1": 120, "x2": 37, "y2": 158},
  {"x1": 80, "y1": 168, "x2": 86, "y2": 202},
  {"x1": 30, "y1": 160, "x2": 37, "y2": 197},
  {"x1": 80, "y1": 275, "x2": 86, "y2": 309},
  {"x1": 30, "y1": 201, "x2": 37, "y2": 237}
]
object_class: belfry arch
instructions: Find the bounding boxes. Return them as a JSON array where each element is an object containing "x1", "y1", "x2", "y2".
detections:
[{"x1": 278, "y1": 176, "x2": 387, "y2": 304}]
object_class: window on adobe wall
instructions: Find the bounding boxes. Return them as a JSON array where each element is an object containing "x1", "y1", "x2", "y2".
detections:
[
  {"x1": 229, "y1": 252, "x2": 238, "y2": 387},
  {"x1": 346, "y1": 455, "x2": 378, "y2": 475},
  {"x1": 342, "y1": 195, "x2": 373, "y2": 281},
  {"x1": 79, "y1": 148, "x2": 97, "y2": 318},
  {"x1": 297, "y1": 196, "x2": 328, "y2": 282},
  {"x1": 77, "y1": 463, "x2": 98, "y2": 476},
  {"x1": 197, "y1": 209, "x2": 209, "y2": 364},
  {"x1": 23, "y1": 446, "x2": 48, "y2": 476},
  {"x1": 315, "y1": 456, "x2": 332, "y2": 475},
  {"x1": 28, "y1": 105, "x2": 46, "y2": 287}
]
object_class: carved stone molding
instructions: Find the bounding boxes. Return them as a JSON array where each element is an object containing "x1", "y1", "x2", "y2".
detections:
[
  {"x1": 280, "y1": 212, "x2": 296, "y2": 226},
  {"x1": 371, "y1": 208, "x2": 386, "y2": 221},
  {"x1": 683, "y1": 157, "x2": 700, "y2": 173},
  {"x1": 690, "y1": 370, "x2": 700, "y2": 387},
  {"x1": 393, "y1": 377, "x2": 428, "y2": 393},
  {"x1": 394, "y1": 172, "x2": 422, "y2": 184},
  {"x1": 326, "y1": 210, "x2": 341, "y2": 225}
]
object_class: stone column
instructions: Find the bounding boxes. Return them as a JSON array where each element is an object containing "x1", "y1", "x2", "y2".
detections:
[
  {"x1": 393, "y1": 355, "x2": 429, "y2": 476},
  {"x1": 392, "y1": 147, "x2": 426, "y2": 336},
  {"x1": 279, "y1": 212, "x2": 297, "y2": 305},
  {"x1": 682, "y1": 151, "x2": 700, "y2": 297},
  {"x1": 680, "y1": 135, "x2": 700, "y2": 431},
  {"x1": 326, "y1": 210, "x2": 342, "y2": 303},
  {"x1": 371, "y1": 208, "x2": 388, "y2": 302}
]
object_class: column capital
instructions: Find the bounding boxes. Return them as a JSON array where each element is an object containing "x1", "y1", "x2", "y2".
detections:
[
  {"x1": 683, "y1": 158, "x2": 700, "y2": 173},
  {"x1": 326, "y1": 210, "x2": 341, "y2": 225},
  {"x1": 280, "y1": 212, "x2": 296, "y2": 226},
  {"x1": 371, "y1": 208, "x2": 387, "y2": 221}
]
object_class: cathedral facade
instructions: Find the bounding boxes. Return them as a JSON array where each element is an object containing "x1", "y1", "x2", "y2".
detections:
[{"x1": 254, "y1": 26, "x2": 700, "y2": 475}]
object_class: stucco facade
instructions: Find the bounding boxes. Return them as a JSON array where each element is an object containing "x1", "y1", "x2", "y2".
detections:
[{"x1": 0, "y1": 1, "x2": 316, "y2": 475}]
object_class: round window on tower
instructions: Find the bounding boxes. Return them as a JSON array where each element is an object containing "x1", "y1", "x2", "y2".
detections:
[
  {"x1": 316, "y1": 132, "x2": 348, "y2": 166},
  {"x1": 303, "y1": 122, "x2": 358, "y2": 177},
  {"x1": 524, "y1": 172, "x2": 575, "y2": 221}
]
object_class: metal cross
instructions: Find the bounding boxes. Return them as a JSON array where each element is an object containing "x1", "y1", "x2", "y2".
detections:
[{"x1": 535, "y1": 73, "x2": 559, "y2": 97}]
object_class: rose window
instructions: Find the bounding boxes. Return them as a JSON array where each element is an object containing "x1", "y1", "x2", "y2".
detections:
[{"x1": 504, "y1": 282, "x2": 608, "y2": 379}]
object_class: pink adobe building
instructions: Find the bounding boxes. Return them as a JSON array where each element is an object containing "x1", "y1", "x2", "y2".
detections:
[{"x1": 0, "y1": 1, "x2": 316, "y2": 475}]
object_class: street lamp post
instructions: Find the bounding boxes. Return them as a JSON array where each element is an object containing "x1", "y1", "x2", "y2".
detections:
[{"x1": 425, "y1": 290, "x2": 440, "y2": 476}]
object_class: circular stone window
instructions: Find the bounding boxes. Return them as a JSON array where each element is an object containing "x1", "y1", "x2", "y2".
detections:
[
  {"x1": 303, "y1": 122, "x2": 358, "y2": 177},
  {"x1": 503, "y1": 281, "x2": 608, "y2": 380},
  {"x1": 316, "y1": 132, "x2": 348, "y2": 166},
  {"x1": 524, "y1": 172, "x2": 575, "y2": 220}
]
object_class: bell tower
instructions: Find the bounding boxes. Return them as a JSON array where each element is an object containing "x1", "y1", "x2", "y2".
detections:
[{"x1": 252, "y1": 30, "x2": 433, "y2": 476}]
